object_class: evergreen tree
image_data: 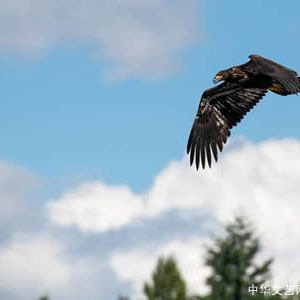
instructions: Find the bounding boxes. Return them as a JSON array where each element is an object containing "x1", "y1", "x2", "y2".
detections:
[
  {"x1": 38, "y1": 296, "x2": 49, "y2": 300},
  {"x1": 144, "y1": 256, "x2": 188, "y2": 300},
  {"x1": 204, "y1": 215, "x2": 275, "y2": 300},
  {"x1": 118, "y1": 296, "x2": 130, "y2": 300}
]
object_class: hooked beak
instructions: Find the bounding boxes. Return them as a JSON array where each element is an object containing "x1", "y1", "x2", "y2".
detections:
[{"x1": 213, "y1": 75, "x2": 223, "y2": 84}]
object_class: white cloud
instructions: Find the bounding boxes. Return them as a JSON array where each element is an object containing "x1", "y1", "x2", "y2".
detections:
[
  {"x1": 47, "y1": 138, "x2": 300, "y2": 296},
  {"x1": 0, "y1": 232, "x2": 106, "y2": 300},
  {"x1": 48, "y1": 138, "x2": 300, "y2": 234},
  {"x1": 0, "y1": 233, "x2": 71, "y2": 299},
  {"x1": 1, "y1": 139, "x2": 299, "y2": 299},
  {"x1": 47, "y1": 181, "x2": 143, "y2": 233},
  {"x1": 0, "y1": 0, "x2": 199, "y2": 79}
]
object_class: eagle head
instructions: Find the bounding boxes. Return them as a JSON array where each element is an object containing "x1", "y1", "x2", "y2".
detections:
[
  {"x1": 213, "y1": 67, "x2": 248, "y2": 84},
  {"x1": 213, "y1": 70, "x2": 230, "y2": 84}
]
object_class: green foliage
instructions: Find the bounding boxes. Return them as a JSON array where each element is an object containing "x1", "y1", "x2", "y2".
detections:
[
  {"x1": 38, "y1": 296, "x2": 49, "y2": 300},
  {"x1": 143, "y1": 256, "x2": 188, "y2": 300},
  {"x1": 204, "y1": 215, "x2": 275, "y2": 300}
]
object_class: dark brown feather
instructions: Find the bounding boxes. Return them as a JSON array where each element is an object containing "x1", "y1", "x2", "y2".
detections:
[
  {"x1": 187, "y1": 82, "x2": 267, "y2": 169},
  {"x1": 244, "y1": 55, "x2": 300, "y2": 94}
]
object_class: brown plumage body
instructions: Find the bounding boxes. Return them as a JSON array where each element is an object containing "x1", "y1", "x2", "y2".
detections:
[{"x1": 214, "y1": 54, "x2": 300, "y2": 95}]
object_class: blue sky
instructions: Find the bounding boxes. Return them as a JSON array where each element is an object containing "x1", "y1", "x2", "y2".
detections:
[
  {"x1": 1, "y1": 1, "x2": 300, "y2": 299},
  {"x1": 1, "y1": 0, "x2": 300, "y2": 191}
]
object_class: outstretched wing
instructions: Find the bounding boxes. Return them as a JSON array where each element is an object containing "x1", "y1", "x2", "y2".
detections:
[
  {"x1": 245, "y1": 55, "x2": 300, "y2": 94},
  {"x1": 187, "y1": 83, "x2": 267, "y2": 169}
]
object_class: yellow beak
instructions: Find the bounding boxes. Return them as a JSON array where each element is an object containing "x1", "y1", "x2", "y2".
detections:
[{"x1": 213, "y1": 75, "x2": 223, "y2": 84}]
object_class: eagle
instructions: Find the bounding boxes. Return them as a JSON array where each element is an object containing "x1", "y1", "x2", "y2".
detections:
[{"x1": 187, "y1": 54, "x2": 300, "y2": 170}]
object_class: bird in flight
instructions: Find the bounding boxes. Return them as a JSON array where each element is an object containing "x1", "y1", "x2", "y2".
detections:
[{"x1": 187, "y1": 54, "x2": 300, "y2": 170}]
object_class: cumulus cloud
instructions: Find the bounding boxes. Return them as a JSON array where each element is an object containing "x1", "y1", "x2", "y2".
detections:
[
  {"x1": 47, "y1": 181, "x2": 143, "y2": 233},
  {"x1": 1, "y1": 139, "x2": 299, "y2": 299},
  {"x1": 0, "y1": 234, "x2": 71, "y2": 298},
  {"x1": 47, "y1": 138, "x2": 300, "y2": 296},
  {"x1": 0, "y1": 0, "x2": 199, "y2": 79},
  {"x1": 0, "y1": 160, "x2": 109, "y2": 300},
  {"x1": 47, "y1": 138, "x2": 300, "y2": 234},
  {"x1": 0, "y1": 232, "x2": 107, "y2": 300}
]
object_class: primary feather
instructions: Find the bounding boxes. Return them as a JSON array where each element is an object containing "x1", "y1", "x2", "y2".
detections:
[{"x1": 187, "y1": 82, "x2": 267, "y2": 169}]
